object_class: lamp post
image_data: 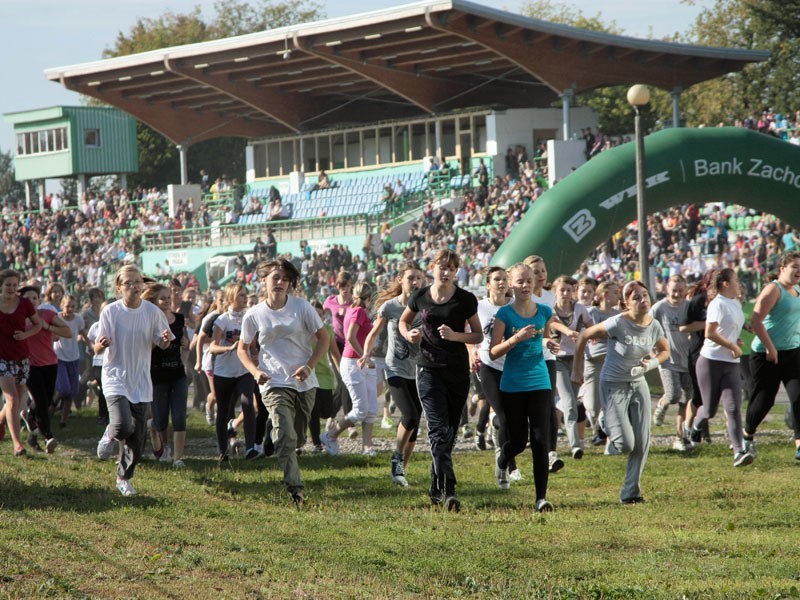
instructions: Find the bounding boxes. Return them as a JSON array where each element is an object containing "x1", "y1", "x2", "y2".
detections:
[{"x1": 627, "y1": 84, "x2": 651, "y2": 287}]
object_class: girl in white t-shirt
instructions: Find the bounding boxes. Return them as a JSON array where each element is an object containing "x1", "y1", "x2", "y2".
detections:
[
  {"x1": 94, "y1": 265, "x2": 174, "y2": 497},
  {"x1": 690, "y1": 268, "x2": 751, "y2": 467},
  {"x1": 54, "y1": 295, "x2": 86, "y2": 428},
  {"x1": 210, "y1": 283, "x2": 256, "y2": 462},
  {"x1": 238, "y1": 260, "x2": 329, "y2": 508}
]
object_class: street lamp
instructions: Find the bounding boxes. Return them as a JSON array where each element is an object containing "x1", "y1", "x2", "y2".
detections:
[{"x1": 627, "y1": 84, "x2": 651, "y2": 288}]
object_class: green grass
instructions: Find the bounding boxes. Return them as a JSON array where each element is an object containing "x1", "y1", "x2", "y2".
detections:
[{"x1": 2, "y1": 407, "x2": 800, "y2": 599}]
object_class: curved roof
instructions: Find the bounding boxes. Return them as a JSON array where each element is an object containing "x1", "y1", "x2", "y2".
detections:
[{"x1": 45, "y1": 0, "x2": 769, "y2": 145}]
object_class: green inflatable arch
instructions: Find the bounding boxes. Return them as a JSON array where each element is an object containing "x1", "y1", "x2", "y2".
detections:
[{"x1": 490, "y1": 127, "x2": 800, "y2": 274}]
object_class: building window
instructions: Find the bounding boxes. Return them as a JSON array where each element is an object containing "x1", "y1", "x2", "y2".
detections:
[
  {"x1": 84, "y1": 128, "x2": 101, "y2": 148},
  {"x1": 14, "y1": 127, "x2": 69, "y2": 156}
]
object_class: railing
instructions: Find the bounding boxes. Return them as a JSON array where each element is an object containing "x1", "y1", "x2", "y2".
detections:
[{"x1": 141, "y1": 213, "x2": 379, "y2": 251}]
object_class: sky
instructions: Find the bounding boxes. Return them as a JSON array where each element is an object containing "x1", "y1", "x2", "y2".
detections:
[{"x1": 0, "y1": 0, "x2": 714, "y2": 155}]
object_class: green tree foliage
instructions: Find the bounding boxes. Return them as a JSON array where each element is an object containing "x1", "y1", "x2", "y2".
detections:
[
  {"x1": 519, "y1": 1, "x2": 662, "y2": 135},
  {"x1": 680, "y1": 0, "x2": 800, "y2": 127},
  {"x1": 748, "y1": 0, "x2": 800, "y2": 39},
  {"x1": 98, "y1": 0, "x2": 323, "y2": 189},
  {"x1": 0, "y1": 150, "x2": 25, "y2": 204}
]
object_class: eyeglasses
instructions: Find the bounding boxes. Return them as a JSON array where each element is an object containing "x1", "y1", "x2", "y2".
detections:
[{"x1": 120, "y1": 281, "x2": 143, "y2": 289}]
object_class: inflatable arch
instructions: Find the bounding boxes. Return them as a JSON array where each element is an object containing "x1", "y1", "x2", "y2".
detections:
[{"x1": 490, "y1": 127, "x2": 800, "y2": 274}]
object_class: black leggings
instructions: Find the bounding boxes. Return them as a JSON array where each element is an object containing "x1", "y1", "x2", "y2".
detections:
[
  {"x1": 27, "y1": 363, "x2": 56, "y2": 439},
  {"x1": 500, "y1": 388, "x2": 552, "y2": 501},
  {"x1": 309, "y1": 387, "x2": 335, "y2": 445},
  {"x1": 479, "y1": 364, "x2": 516, "y2": 471},
  {"x1": 745, "y1": 348, "x2": 800, "y2": 439},
  {"x1": 214, "y1": 373, "x2": 256, "y2": 454},
  {"x1": 547, "y1": 360, "x2": 558, "y2": 452},
  {"x1": 387, "y1": 376, "x2": 421, "y2": 443}
]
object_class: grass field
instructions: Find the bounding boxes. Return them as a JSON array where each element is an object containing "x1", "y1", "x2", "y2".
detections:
[{"x1": 1, "y1": 405, "x2": 799, "y2": 599}]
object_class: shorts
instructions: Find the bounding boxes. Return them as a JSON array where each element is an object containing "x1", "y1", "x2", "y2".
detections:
[{"x1": 0, "y1": 358, "x2": 30, "y2": 385}]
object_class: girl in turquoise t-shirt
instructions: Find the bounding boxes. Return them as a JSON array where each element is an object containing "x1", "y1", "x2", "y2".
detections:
[{"x1": 490, "y1": 263, "x2": 556, "y2": 513}]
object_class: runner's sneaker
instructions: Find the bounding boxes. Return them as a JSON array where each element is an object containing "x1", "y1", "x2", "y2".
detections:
[
  {"x1": 571, "y1": 447, "x2": 584, "y2": 460},
  {"x1": 495, "y1": 462, "x2": 510, "y2": 490},
  {"x1": 509, "y1": 468, "x2": 523, "y2": 482},
  {"x1": 116, "y1": 477, "x2": 137, "y2": 497},
  {"x1": 548, "y1": 451, "x2": 565, "y2": 473},
  {"x1": 205, "y1": 404, "x2": 215, "y2": 425},
  {"x1": 381, "y1": 416, "x2": 395, "y2": 430},
  {"x1": 672, "y1": 437, "x2": 688, "y2": 452},
  {"x1": 173, "y1": 459, "x2": 186, "y2": 469},
  {"x1": 160, "y1": 445, "x2": 172, "y2": 462},
  {"x1": 444, "y1": 495, "x2": 461, "y2": 513},
  {"x1": 391, "y1": 451, "x2": 409, "y2": 487},
  {"x1": 245, "y1": 447, "x2": 260, "y2": 460},
  {"x1": 733, "y1": 450, "x2": 754, "y2": 467},
  {"x1": 319, "y1": 432, "x2": 340, "y2": 456},
  {"x1": 652, "y1": 403, "x2": 668, "y2": 427},
  {"x1": 475, "y1": 433, "x2": 486, "y2": 451},
  {"x1": 689, "y1": 427, "x2": 703, "y2": 445},
  {"x1": 744, "y1": 439, "x2": 757, "y2": 458},
  {"x1": 97, "y1": 425, "x2": 114, "y2": 460},
  {"x1": 227, "y1": 419, "x2": 237, "y2": 439},
  {"x1": 45, "y1": 437, "x2": 58, "y2": 454},
  {"x1": 461, "y1": 424, "x2": 474, "y2": 439},
  {"x1": 535, "y1": 498, "x2": 554, "y2": 513},
  {"x1": 604, "y1": 441, "x2": 621, "y2": 455},
  {"x1": 362, "y1": 446, "x2": 376, "y2": 457}
]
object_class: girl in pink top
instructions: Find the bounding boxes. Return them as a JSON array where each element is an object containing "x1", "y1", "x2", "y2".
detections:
[
  {"x1": 0, "y1": 270, "x2": 43, "y2": 456},
  {"x1": 320, "y1": 281, "x2": 378, "y2": 455}
]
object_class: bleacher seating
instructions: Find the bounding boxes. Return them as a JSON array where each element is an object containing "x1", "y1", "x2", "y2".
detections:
[{"x1": 246, "y1": 167, "x2": 449, "y2": 222}]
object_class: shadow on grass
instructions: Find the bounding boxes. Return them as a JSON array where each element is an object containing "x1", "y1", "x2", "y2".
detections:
[{"x1": 0, "y1": 477, "x2": 160, "y2": 512}]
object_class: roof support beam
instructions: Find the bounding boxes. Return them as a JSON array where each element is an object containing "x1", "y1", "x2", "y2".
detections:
[
  {"x1": 165, "y1": 57, "x2": 328, "y2": 133},
  {"x1": 61, "y1": 78, "x2": 283, "y2": 144},
  {"x1": 298, "y1": 36, "x2": 468, "y2": 113}
]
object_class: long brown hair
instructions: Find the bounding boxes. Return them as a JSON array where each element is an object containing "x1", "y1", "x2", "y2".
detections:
[{"x1": 375, "y1": 261, "x2": 421, "y2": 311}]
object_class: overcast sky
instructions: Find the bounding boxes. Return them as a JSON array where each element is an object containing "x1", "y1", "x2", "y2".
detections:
[{"x1": 1, "y1": 0, "x2": 713, "y2": 154}]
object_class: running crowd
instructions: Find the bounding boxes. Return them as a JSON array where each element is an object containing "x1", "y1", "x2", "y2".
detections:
[{"x1": 1, "y1": 245, "x2": 799, "y2": 511}]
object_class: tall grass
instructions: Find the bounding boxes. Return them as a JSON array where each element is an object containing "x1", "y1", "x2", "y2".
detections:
[{"x1": 1, "y1": 406, "x2": 799, "y2": 599}]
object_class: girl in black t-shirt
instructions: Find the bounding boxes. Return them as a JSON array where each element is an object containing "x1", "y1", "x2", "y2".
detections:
[{"x1": 400, "y1": 249, "x2": 482, "y2": 511}]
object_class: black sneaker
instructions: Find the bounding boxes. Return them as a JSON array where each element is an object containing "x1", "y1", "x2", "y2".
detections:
[
  {"x1": 701, "y1": 421, "x2": 712, "y2": 444},
  {"x1": 689, "y1": 427, "x2": 703, "y2": 445},
  {"x1": 475, "y1": 433, "x2": 486, "y2": 451},
  {"x1": 444, "y1": 495, "x2": 461, "y2": 513},
  {"x1": 621, "y1": 496, "x2": 646, "y2": 505},
  {"x1": 291, "y1": 491, "x2": 305, "y2": 509},
  {"x1": 245, "y1": 448, "x2": 260, "y2": 460}
]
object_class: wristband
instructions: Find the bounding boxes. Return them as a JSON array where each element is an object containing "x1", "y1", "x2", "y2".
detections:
[{"x1": 303, "y1": 364, "x2": 312, "y2": 373}]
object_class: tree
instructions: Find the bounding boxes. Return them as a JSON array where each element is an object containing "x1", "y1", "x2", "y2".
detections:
[
  {"x1": 97, "y1": 0, "x2": 324, "y2": 189},
  {"x1": 0, "y1": 149, "x2": 24, "y2": 204},
  {"x1": 679, "y1": 0, "x2": 800, "y2": 127},
  {"x1": 519, "y1": 1, "x2": 664, "y2": 135}
]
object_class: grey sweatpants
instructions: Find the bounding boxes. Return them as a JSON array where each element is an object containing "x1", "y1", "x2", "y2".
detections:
[
  {"x1": 601, "y1": 379, "x2": 650, "y2": 502},
  {"x1": 106, "y1": 395, "x2": 148, "y2": 481},
  {"x1": 695, "y1": 356, "x2": 744, "y2": 454}
]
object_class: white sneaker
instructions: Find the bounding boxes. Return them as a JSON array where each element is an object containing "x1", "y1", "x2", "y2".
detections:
[
  {"x1": 744, "y1": 439, "x2": 757, "y2": 458},
  {"x1": 319, "y1": 432, "x2": 340, "y2": 456},
  {"x1": 548, "y1": 451, "x2": 565, "y2": 473},
  {"x1": 604, "y1": 441, "x2": 621, "y2": 455},
  {"x1": 97, "y1": 425, "x2": 114, "y2": 460},
  {"x1": 672, "y1": 438, "x2": 688, "y2": 452},
  {"x1": 45, "y1": 437, "x2": 58, "y2": 454},
  {"x1": 362, "y1": 446, "x2": 377, "y2": 457},
  {"x1": 380, "y1": 416, "x2": 395, "y2": 430},
  {"x1": 172, "y1": 459, "x2": 186, "y2": 469},
  {"x1": 535, "y1": 498, "x2": 555, "y2": 512},
  {"x1": 509, "y1": 468, "x2": 524, "y2": 482},
  {"x1": 652, "y1": 403, "x2": 668, "y2": 427},
  {"x1": 205, "y1": 404, "x2": 215, "y2": 425},
  {"x1": 495, "y1": 463, "x2": 510, "y2": 490},
  {"x1": 160, "y1": 445, "x2": 172, "y2": 462},
  {"x1": 116, "y1": 477, "x2": 137, "y2": 497}
]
